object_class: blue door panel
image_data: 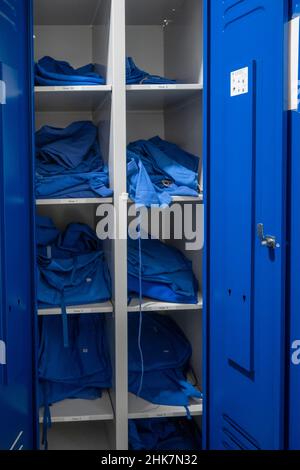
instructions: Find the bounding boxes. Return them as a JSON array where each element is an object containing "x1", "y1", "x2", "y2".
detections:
[
  {"x1": 224, "y1": 60, "x2": 255, "y2": 372},
  {"x1": 205, "y1": 0, "x2": 287, "y2": 450},
  {"x1": 0, "y1": 0, "x2": 36, "y2": 450},
  {"x1": 289, "y1": 108, "x2": 300, "y2": 450},
  {"x1": 289, "y1": 1, "x2": 300, "y2": 448}
]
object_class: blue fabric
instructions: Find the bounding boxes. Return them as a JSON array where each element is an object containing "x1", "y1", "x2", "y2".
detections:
[
  {"x1": 38, "y1": 252, "x2": 111, "y2": 308},
  {"x1": 36, "y1": 215, "x2": 60, "y2": 249},
  {"x1": 36, "y1": 121, "x2": 113, "y2": 199},
  {"x1": 35, "y1": 56, "x2": 105, "y2": 86},
  {"x1": 39, "y1": 315, "x2": 112, "y2": 405},
  {"x1": 37, "y1": 217, "x2": 111, "y2": 350},
  {"x1": 127, "y1": 137, "x2": 200, "y2": 207},
  {"x1": 126, "y1": 57, "x2": 176, "y2": 85},
  {"x1": 128, "y1": 313, "x2": 202, "y2": 407},
  {"x1": 149, "y1": 136, "x2": 200, "y2": 173},
  {"x1": 39, "y1": 314, "x2": 112, "y2": 448},
  {"x1": 37, "y1": 218, "x2": 111, "y2": 309},
  {"x1": 129, "y1": 418, "x2": 201, "y2": 451},
  {"x1": 128, "y1": 238, "x2": 198, "y2": 304}
]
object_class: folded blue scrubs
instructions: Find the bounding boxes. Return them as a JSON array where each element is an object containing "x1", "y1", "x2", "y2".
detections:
[
  {"x1": 127, "y1": 137, "x2": 200, "y2": 207},
  {"x1": 35, "y1": 56, "x2": 105, "y2": 86},
  {"x1": 37, "y1": 217, "x2": 112, "y2": 347},
  {"x1": 128, "y1": 313, "x2": 202, "y2": 409},
  {"x1": 126, "y1": 57, "x2": 176, "y2": 85},
  {"x1": 128, "y1": 237, "x2": 198, "y2": 304},
  {"x1": 36, "y1": 121, "x2": 113, "y2": 199},
  {"x1": 39, "y1": 314, "x2": 112, "y2": 448}
]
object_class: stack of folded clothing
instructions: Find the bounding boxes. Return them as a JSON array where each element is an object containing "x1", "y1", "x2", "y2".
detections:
[
  {"x1": 36, "y1": 121, "x2": 113, "y2": 199},
  {"x1": 35, "y1": 56, "x2": 105, "y2": 86},
  {"x1": 37, "y1": 216, "x2": 112, "y2": 347},
  {"x1": 127, "y1": 136, "x2": 200, "y2": 206},
  {"x1": 128, "y1": 313, "x2": 202, "y2": 412},
  {"x1": 129, "y1": 418, "x2": 201, "y2": 451},
  {"x1": 39, "y1": 314, "x2": 112, "y2": 449},
  {"x1": 126, "y1": 57, "x2": 176, "y2": 85},
  {"x1": 128, "y1": 237, "x2": 199, "y2": 304}
]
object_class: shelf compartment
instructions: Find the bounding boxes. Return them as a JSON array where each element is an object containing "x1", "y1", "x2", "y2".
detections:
[
  {"x1": 35, "y1": 85, "x2": 112, "y2": 112},
  {"x1": 126, "y1": 84, "x2": 203, "y2": 111},
  {"x1": 39, "y1": 391, "x2": 114, "y2": 423},
  {"x1": 128, "y1": 292, "x2": 203, "y2": 313},
  {"x1": 38, "y1": 301, "x2": 113, "y2": 316},
  {"x1": 36, "y1": 197, "x2": 113, "y2": 206},
  {"x1": 128, "y1": 393, "x2": 203, "y2": 420}
]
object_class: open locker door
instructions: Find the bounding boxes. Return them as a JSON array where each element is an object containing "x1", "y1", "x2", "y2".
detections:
[
  {"x1": 0, "y1": 0, "x2": 36, "y2": 449},
  {"x1": 289, "y1": 1, "x2": 300, "y2": 451},
  {"x1": 204, "y1": 0, "x2": 288, "y2": 450}
]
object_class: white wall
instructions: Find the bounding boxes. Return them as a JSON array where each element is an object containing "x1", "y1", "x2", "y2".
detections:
[
  {"x1": 34, "y1": 26, "x2": 93, "y2": 68},
  {"x1": 126, "y1": 26, "x2": 164, "y2": 77}
]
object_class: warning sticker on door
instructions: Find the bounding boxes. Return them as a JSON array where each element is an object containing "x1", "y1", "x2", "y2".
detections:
[{"x1": 231, "y1": 67, "x2": 249, "y2": 97}]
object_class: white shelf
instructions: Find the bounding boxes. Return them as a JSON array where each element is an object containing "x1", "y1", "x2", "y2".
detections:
[
  {"x1": 128, "y1": 292, "x2": 203, "y2": 313},
  {"x1": 126, "y1": 84, "x2": 203, "y2": 111},
  {"x1": 35, "y1": 85, "x2": 112, "y2": 112},
  {"x1": 39, "y1": 391, "x2": 114, "y2": 423},
  {"x1": 128, "y1": 393, "x2": 203, "y2": 420},
  {"x1": 128, "y1": 194, "x2": 203, "y2": 204},
  {"x1": 38, "y1": 301, "x2": 113, "y2": 316},
  {"x1": 36, "y1": 197, "x2": 113, "y2": 206}
]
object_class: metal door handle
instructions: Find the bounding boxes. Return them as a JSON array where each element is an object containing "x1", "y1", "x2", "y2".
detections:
[{"x1": 257, "y1": 223, "x2": 277, "y2": 249}]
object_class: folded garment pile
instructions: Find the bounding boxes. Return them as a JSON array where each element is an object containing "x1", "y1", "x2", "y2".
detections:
[
  {"x1": 35, "y1": 56, "x2": 105, "y2": 86},
  {"x1": 126, "y1": 57, "x2": 176, "y2": 85},
  {"x1": 129, "y1": 418, "x2": 201, "y2": 451},
  {"x1": 37, "y1": 216, "x2": 112, "y2": 346},
  {"x1": 36, "y1": 121, "x2": 113, "y2": 199},
  {"x1": 127, "y1": 136, "x2": 200, "y2": 206},
  {"x1": 39, "y1": 314, "x2": 112, "y2": 448},
  {"x1": 128, "y1": 237, "x2": 198, "y2": 304},
  {"x1": 128, "y1": 313, "x2": 202, "y2": 412}
]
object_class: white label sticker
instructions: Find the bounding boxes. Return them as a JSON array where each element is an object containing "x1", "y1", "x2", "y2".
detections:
[
  {"x1": 150, "y1": 85, "x2": 177, "y2": 90},
  {"x1": 231, "y1": 67, "x2": 249, "y2": 97}
]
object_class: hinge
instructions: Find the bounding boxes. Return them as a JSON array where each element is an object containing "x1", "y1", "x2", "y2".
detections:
[
  {"x1": 0, "y1": 340, "x2": 6, "y2": 365},
  {"x1": 0, "y1": 80, "x2": 6, "y2": 105}
]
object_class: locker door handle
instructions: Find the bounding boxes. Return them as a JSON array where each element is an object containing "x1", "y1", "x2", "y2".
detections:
[{"x1": 257, "y1": 223, "x2": 278, "y2": 249}]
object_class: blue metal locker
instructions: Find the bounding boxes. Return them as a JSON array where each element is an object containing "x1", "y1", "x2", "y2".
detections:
[
  {"x1": 0, "y1": 0, "x2": 37, "y2": 450},
  {"x1": 289, "y1": 0, "x2": 300, "y2": 451},
  {"x1": 204, "y1": 0, "x2": 288, "y2": 450}
]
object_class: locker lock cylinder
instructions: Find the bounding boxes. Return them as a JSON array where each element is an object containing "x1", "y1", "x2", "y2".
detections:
[{"x1": 257, "y1": 223, "x2": 279, "y2": 249}]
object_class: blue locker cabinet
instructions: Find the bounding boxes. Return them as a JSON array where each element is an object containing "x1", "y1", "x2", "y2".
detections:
[
  {"x1": 0, "y1": 0, "x2": 37, "y2": 450},
  {"x1": 204, "y1": 0, "x2": 288, "y2": 450},
  {"x1": 0, "y1": 0, "x2": 299, "y2": 451}
]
